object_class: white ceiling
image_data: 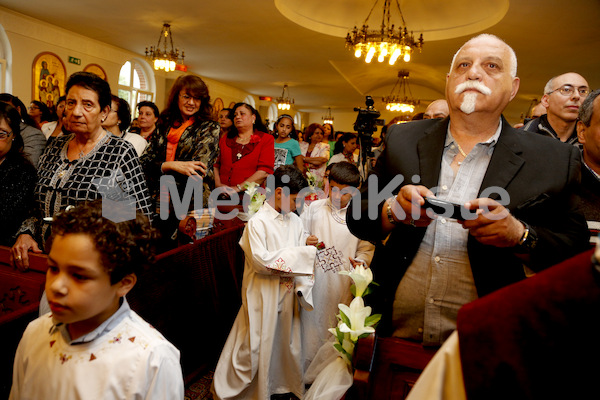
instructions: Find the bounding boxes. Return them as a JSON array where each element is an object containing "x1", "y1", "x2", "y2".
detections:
[{"x1": 0, "y1": 0, "x2": 599, "y2": 123}]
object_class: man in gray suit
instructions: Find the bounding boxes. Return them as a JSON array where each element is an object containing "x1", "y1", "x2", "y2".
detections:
[{"x1": 348, "y1": 34, "x2": 589, "y2": 347}]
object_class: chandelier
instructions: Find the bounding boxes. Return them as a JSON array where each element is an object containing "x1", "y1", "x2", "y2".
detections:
[
  {"x1": 383, "y1": 70, "x2": 420, "y2": 113},
  {"x1": 145, "y1": 23, "x2": 184, "y2": 72},
  {"x1": 322, "y1": 107, "x2": 334, "y2": 125},
  {"x1": 345, "y1": 0, "x2": 423, "y2": 65},
  {"x1": 276, "y1": 84, "x2": 294, "y2": 111}
]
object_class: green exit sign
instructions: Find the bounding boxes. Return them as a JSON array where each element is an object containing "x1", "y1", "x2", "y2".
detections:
[{"x1": 68, "y1": 56, "x2": 81, "y2": 65}]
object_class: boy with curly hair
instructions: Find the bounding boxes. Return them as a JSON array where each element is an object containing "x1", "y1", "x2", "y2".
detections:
[{"x1": 10, "y1": 200, "x2": 184, "y2": 399}]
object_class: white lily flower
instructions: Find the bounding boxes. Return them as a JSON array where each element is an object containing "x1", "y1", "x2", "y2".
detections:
[
  {"x1": 244, "y1": 181, "x2": 259, "y2": 197},
  {"x1": 341, "y1": 335, "x2": 355, "y2": 355},
  {"x1": 339, "y1": 264, "x2": 373, "y2": 297},
  {"x1": 338, "y1": 296, "x2": 375, "y2": 341},
  {"x1": 247, "y1": 193, "x2": 265, "y2": 215}
]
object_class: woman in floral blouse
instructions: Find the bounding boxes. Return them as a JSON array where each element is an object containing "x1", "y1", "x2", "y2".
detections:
[
  {"x1": 299, "y1": 123, "x2": 330, "y2": 190},
  {"x1": 140, "y1": 75, "x2": 220, "y2": 212}
]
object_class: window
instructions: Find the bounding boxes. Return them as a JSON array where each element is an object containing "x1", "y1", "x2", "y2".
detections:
[
  {"x1": 243, "y1": 95, "x2": 256, "y2": 110},
  {"x1": 294, "y1": 112, "x2": 302, "y2": 130},
  {"x1": 0, "y1": 60, "x2": 6, "y2": 93},
  {"x1": 118, "y1": 60, "x2": 154, "y2": 114},
  {"x1": 0, "y1": 24, "x2": 11, "y2": 93},
  {"x1": 267, "y1": 103, "x2": 278, "y2": 131}
]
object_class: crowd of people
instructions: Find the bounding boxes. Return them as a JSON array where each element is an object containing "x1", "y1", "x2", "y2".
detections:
[{"x1": 2, "y1": 32, "x2": 599, "y2": 399}]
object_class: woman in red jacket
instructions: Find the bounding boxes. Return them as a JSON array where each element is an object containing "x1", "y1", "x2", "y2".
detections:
[{"x1": 214, "y1": 102, "x2": 274, "y2": 197}]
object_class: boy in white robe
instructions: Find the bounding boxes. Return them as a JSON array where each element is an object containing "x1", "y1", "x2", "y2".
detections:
[
  {"x1": 10, "y1": 201, "x2": 184, "y2": 400},
  {"x1": 212, "y1": 165, "x2": 317, "y2": 400},
  {"x1": 300, "y1": 162, "x2": 375, "y2": 379}
]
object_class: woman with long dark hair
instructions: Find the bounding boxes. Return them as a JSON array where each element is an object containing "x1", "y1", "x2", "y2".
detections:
[
  {"x1": 299, "y1": 123, "x2": 330, "y2": 189},
  {"x1": 213, "y1": 102, "x2": 274, "y2": 195},
  {"x1": 28, "y1": 100, "x2": 52, "y2": 129},
  {"x1": 140, "y1": 74, "x2": 220, "y2": 209},
  {"x1": 0, "y1": 102, "x2": 37, "y2": 246},
  {"x1": 0, "y1": 94, "x2": 47, "y2": 168}
]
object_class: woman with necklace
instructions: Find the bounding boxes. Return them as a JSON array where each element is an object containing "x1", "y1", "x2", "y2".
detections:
[
  {"x1": 11, "y1": 72, "x2": 152, "y2": 270},
  {"x1": 299, "y1": 123, "x2": 330, "y2": 190},
  {"x1": 214, "y1": 102, "x2": 274, "y2": 197},
  {"x1": 328, "y1": 132, "x2": 358, "y2": 166}
]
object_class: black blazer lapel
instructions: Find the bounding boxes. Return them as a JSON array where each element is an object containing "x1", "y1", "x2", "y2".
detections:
[
  {"x1": 479, "y1": 118, "x2": 525, "y2": 200},
  {"x1": 418, "y1": 118, "x2": 448, "y2": 189}
]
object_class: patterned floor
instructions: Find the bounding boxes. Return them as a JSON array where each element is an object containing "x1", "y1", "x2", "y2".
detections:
[{"x1": 184, "y1": 371, "x2": 214, "y2": 400}]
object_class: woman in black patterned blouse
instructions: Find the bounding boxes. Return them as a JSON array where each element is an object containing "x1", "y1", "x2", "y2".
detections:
[
  {"x1": 11, "y1": 72, "x2": 152, "y2": 270},
  {"x1": 140, "y1": 75, "x2": 220, "y2": 235},
  {"x1": 0, "y1": 102, "x2": 36, "y2": 246}
]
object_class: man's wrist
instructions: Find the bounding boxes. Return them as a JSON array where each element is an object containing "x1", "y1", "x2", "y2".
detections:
[
  {"x1": 386, "y1": 196, "x2": 401, "y2": 225},
  {"x1": 514, "y1": 220, "x2": 538, "y2": 253}
]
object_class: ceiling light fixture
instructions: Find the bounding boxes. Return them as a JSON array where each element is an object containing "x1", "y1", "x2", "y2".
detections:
[
  {"x1": 383, "y1": 70, "x2": 420, "y2": 113},
  {"x1": 322, "y1": 107, "x2": 334, "y2": 125},
  {"x1": 276, "y1": 84, "x2": 294, "y2": 111},
  {"x1": 346, "y1": 0, "x2": 423, "y2": 66},
  {"x1": 145, "y1": 23, "x2": 184, "y2": 72}
]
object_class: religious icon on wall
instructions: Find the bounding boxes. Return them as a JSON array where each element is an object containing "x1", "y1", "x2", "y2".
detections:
[
  {"x1": 83, "y1": 64, "x2": 107, "y2": 81},
  {"x1": 32, "y1": 52, "x2": 66, "y2": 115},
  {"x1": 212, "y1": 97, "x2": 224, "y2": 121}
]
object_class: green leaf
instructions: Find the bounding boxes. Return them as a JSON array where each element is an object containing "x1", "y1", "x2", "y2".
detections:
[
  {"x1": 336, "y1": 327, "x2": 344, "y2": 343},
  {"x1": 339, "y1": 310, "x2": 351, "y2": 327},
  {"x1": 365, "y1": 314, "x2": 382, "y2": 327},
  {"x1": 333, "y1": 343, "x2": 344, "y2": 353}
]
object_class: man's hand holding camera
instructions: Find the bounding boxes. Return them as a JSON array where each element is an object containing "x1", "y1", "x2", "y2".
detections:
[
  {"x1": 460, "y1": 198, "x2": 525, "y2": 248},
  {"x1": 385, "y1": 185, "x2": 525, "y2": 249}
]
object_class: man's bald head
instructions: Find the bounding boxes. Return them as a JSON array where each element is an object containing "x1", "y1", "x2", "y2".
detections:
[{"x1": 424, "y1": 99, "x2": 449, "y2": 119}]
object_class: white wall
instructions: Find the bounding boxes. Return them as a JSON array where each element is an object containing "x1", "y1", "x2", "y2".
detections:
[{"x1": 0, "y1": 6, "x2": 257, "y2": 116}]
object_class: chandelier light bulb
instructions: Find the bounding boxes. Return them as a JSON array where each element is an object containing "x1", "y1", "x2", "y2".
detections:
[
  {"x1": 389, "y1": 48, "x2": 401, "y2": 65},
  {"x1": 345, "y1": 0, "x2": 423, "y2": 66},
  {"x1": 145, "y1": 23, "x2": 184, "y2": 72},
  {"x1": 365, "y1": 46, "x2": 376, "y2": 63},
  {"x1": 383, "y1": 70, "x2": 420, "y2": 115},
  {"x1": 276, "y1": 84, "x2": 294, "y2": 111}
]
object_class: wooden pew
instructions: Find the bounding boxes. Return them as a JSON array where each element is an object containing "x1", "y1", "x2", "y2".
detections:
[
  {"x1": 0, "y1": 246, "x2": 47, "y2": 398},
  {"x1": 127, "y1": 221, "x2": 246, "y2": 384},
  {"x1": 351, "y1": 333, "x2": 437, "y2": 400}
]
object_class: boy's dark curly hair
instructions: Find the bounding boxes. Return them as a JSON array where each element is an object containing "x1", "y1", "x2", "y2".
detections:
[{"x1": 50, "y1": 200, "x2": 159, "y2": 284}]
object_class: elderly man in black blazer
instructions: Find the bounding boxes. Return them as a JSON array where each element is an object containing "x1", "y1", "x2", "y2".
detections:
[{"x1": 347, "y1": 34, "x2": 589, "y2": 347}]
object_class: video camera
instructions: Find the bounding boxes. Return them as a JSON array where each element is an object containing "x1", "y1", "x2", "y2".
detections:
[
  {"x1": 353, "y1": 95, "x2": 380, "y2": 135},
  {"x1": 353, "y1": 96, "x2": 381, "y2": 175}
]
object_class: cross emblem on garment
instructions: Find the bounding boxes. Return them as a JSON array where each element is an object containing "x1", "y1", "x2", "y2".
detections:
[{"x1": 316, "y1": 246, "x2": 345, "y2": 273}]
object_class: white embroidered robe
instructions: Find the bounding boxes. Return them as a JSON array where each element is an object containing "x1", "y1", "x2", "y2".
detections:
[
  {"x1": 299, "y1": 198, "x2": 375, "y2": 376},
  {"x1": 10, "y1": 307, "x2": 183, "y2": 399},
  {"x1": 212, "y1": 202, "x2": 317, "y2": 400}
]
